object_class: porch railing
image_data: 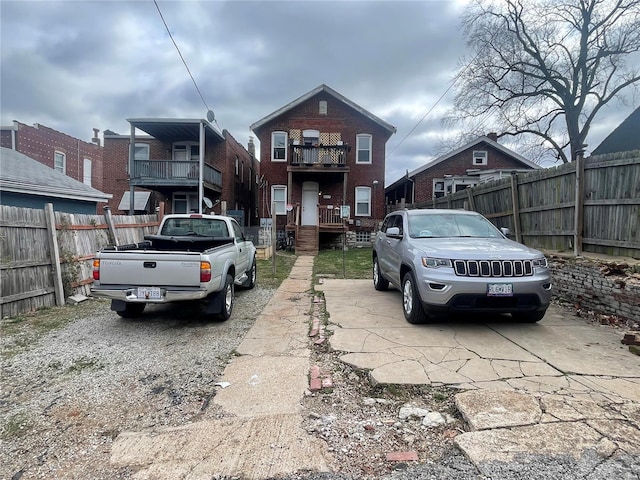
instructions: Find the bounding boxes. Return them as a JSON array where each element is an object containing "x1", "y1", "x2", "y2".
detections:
[
  {"x1": 290, "y1": 144, "x2": 349, "y2": 166},
  {"x1": 131, "y1": 159, "x2": 222, "y2": 188},
  {"x1": 286, "y1": 205, "x2": 344, "y2": 227}
]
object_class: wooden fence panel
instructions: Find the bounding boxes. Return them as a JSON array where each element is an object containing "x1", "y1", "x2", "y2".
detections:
[
  {"x1": 384, "y1": 151, "x2": 639, "y2": 259},
  {"x1": 1, "y1": 205, "x2": 159, "y2": 318}
]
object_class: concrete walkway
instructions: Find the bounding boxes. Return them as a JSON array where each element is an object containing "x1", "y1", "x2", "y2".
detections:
[
  {"x1": 111, "y1": 256, "x2": 331, "y2": 479},
  {"x1": 317, "y1": 278, "x2": 640, "y2": 471}
]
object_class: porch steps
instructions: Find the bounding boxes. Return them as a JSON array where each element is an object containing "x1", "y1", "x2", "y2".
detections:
[{"x1": 295, "y1": 226, "x2": 319, "y2": 256}]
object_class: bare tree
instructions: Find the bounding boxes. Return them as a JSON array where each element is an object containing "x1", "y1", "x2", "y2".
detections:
[{"x1": 449, "y1": 0, "x2": 640, "y2": 162}]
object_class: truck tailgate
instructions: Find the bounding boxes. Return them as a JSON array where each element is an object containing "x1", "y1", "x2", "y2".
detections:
[{"x1": 99, "y1": 252, "x2": 202, "y2": 287}]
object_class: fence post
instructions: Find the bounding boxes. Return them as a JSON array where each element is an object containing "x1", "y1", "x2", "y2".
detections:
[
  {"x1": 103, "y1": 206, "x2": 119, "y2": 246},
  {"x1": 574, "y1": 148, "x2": 586, "y2": 256},
  {"x1": 271, "y1": 202, "x2": 277, "y2": 276},
  {"x1": 466, "y1": 188, "x2": 476, "y2": 211},
  {"x1": 510, "y1": 172, "x2": 522, "y2": 244},
  {"x1": 44, "y1": 203, "x2": 65, "y2": 306}
]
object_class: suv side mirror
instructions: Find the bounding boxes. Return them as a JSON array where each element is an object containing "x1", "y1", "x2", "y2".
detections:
[{"x1": 386, "y1": 226, "x2": 402, "y2": 237}]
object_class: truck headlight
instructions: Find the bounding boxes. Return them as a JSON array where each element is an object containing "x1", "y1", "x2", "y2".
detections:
[
  {"x1": 532, "y1": 257, "x2": 548, "y2": 269},
  {"x1": 421, "y1": 257, "x2": 452, "y2": 268}
]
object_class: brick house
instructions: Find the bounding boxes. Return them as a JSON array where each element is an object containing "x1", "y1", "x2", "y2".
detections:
[
  {"x1": 0, "y1": 120, "x2": 104, "y2": 194},
  {"x1": 250, "y1": 84, "x2": 396, "y2": 254},
  {"x1": 385, "y1": 134, "x2": 540, "y2": 209},
  {"x1": 102, "y1": 118, "x2": 260, "y2": 226}
]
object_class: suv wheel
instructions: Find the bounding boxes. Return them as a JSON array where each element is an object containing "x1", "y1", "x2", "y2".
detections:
[
  {"x1": 402, "y1": 272, "x2": 428, "y2": 324},
  {"x1": 373, "y1": 257, "x2": 389, "y2": 291}
]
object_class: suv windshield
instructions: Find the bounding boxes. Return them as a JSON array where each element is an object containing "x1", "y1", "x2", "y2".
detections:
[{"x1": 407, "y1": 213, "x2": 502, "y2": 239}]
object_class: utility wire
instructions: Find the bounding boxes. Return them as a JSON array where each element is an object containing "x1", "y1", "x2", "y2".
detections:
[{"x1": 153, "y1": 0, "x2": 210, "y2": 112}]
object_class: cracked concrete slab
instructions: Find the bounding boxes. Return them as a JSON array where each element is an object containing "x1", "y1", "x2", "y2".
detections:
[{"x1": 455, "y1": 390, "x2": 542, "y2": 430}]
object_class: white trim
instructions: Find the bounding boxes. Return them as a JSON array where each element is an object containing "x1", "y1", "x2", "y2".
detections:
[
  {"x1": 355, "y1": 186, "x2": 371, "y2": 216},
  {"x1": 54, "y1": 151, "x2": 66, "y2": 174},
  {"x1": 271, "y1": 185, "x2": 287, "y2": 215},
  {"x1": 356, "y1": 134, "x2": 372, "y2": 164},
  {"x1": 271, "y1": 131, "x2": 288, "y2": 162}
]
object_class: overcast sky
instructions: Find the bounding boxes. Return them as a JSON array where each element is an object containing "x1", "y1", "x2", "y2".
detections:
[{"x1": 1, "y1": 0, "x2": 638, "y2": 187}]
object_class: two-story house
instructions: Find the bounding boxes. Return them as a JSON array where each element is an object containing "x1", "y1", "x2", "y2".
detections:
[
  {"x1": 102, "y1": 118, "x2": 260, "y2": 226},
  {"x1": 250, "y1": 84, "x2": 396, "y2": 254},
  {"x1": 385, "y1": 134, "x2": 540, "y2": 209},
  {"x1": 0, "y1": 121, "x2": 104, "y2": 193}
]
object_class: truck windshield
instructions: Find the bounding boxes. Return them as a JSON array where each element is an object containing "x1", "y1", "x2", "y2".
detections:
[
  {"x1": 161, "y1": 218, "x2": 229, "y2": 237},
  {"x1": 408, "y1": 213, "x2": 502, "y2": 238}
]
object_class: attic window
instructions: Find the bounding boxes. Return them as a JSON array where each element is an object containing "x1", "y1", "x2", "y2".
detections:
[
  {"x1": 319, "y1": 100, "x2": 327, "y2": 115},
  {"x1": 473, "y1": 150, "x2": 488, "y2": 165}
]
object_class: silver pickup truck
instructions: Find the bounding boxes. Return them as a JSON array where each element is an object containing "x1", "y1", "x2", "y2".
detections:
[
  {"x1": 373, "y1": 209, "x2": 552, "y2": 324},
  {"x1": 91, "y1": 214, "x2": 256, "y2": 320}
]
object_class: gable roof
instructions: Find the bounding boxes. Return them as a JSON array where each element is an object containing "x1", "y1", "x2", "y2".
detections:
[
  {"x1": 250, "y1": 84, "x2": 397, "y2": 135},
  {"x1": 387, "y1": 136, "x2": 540, "y2": 190},
  {"x1": 591, "y1": 106, "x2": 640, "y2": 156},
  {"x1": 0, "y1": 147, "x2": 111, "y2": 202}
]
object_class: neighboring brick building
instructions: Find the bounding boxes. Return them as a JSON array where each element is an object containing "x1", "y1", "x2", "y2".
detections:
[
  {"x1": 250, "y1": 84, "x2": 396, "y2": 254},
  {"x1": 0, "y1": 120, "x2": 104, "y2": 193},
  {"x1": 385, "y1": 135, "x2": 540, "y2": 208},
  {"x1": 102, "y1": 118, "x2": 259, "y2": 226}
]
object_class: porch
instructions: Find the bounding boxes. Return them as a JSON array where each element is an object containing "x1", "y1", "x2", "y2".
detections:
[
  {"x1": 129, "y1": 159, "x2": 222, "y2": 192},
  {"x1": 285, "y1": 205, "x2": 347, "y2": 255}
]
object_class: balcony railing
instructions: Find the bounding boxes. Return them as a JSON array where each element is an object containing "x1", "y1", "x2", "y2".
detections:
[
  {"x1": 290, "y1": 144, "x2": 349, "y2": 166},
  {"x1": 286, "y1": 205, "x2": 345, "y2": 227},
  {"x1": 131, "y1": 160, "x2": 222, "y2": 189}
]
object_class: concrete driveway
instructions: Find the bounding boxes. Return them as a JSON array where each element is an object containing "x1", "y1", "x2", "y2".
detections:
[{"x1": 317, "y1": 279, "x2": 640, "y2": 467}]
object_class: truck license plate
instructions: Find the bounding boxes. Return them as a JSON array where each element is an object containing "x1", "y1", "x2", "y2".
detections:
[
  {"x1": 487, "y1": 283, "x2": 513, "y2": 296},
  {"x1": 137, "y1": 287, "x2": 162, "y2": 299}
]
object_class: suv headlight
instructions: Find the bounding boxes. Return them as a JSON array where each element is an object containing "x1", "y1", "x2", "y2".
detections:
[
  {"x1": 532, "y1": 257, "x2": 548, "y2": 269},
  {"x1": 421, "y1": 257, "x2": 452, "y2": 268}
]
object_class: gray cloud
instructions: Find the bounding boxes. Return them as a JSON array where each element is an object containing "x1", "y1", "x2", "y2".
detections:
[{"x1": 1, "y1": 0, "x2": 637, "y2": 187}]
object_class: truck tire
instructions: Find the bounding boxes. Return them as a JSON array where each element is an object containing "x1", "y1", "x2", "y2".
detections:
[
  {"x1": 218, "y1": 274, "x2": 234, "y2": 321},
  {"x1": 116, "y1": 303, "x2": 145, "y2": 319},
  {"x1": 402, "y1": 272, "x2": 428, "y2": 324},
  {"x1": 373, "y1": 256, "x2": 389, "y2": 291},
  {"x1": 241, "y1": 256, "x2": 257, "y2": 289}
]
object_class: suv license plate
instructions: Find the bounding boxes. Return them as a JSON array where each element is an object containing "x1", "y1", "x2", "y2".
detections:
[
  {"x1": 487, "y1": 283, "x2": 513, "y2": 296},
  {"x1": 137, "y1": 287, "x2": 162, "y2": 299}
]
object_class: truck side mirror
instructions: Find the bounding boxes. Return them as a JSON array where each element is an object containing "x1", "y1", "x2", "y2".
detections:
[{"x1": 500, "y1": 227, "x2": 511, "y2": 237}]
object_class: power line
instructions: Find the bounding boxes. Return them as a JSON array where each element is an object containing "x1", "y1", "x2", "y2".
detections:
[{"x1": 153, "y1": 0, "x2": 210, "y2": 112}]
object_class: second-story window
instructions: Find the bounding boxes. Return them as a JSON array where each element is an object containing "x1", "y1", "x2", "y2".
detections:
[
  {"x1": 134, "y1": 143, "x2": 149, "y2": 160},
  {"x1": 54, "y1": 151, "x2": 66, "y2": 174},
  {"x1": 83, "y1": 158, "x2": 92, "y2": 186},
  {"x1": 356, "y1": 134, "x2": 372, "y2": 164},
  {"x1": 272, "y1": 132, "x2": 287, "y2": 162},
  {"x1": 473, "y1": 150, "x2": 488, "y2": 165},
  {"x1": 235, "y1": 156, "x2": 239, "y2": 176}
]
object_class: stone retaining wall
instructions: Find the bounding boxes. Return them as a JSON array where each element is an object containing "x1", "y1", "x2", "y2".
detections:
[{"x1": 549, "y1": 255, "x2": 640, "y2": 324}]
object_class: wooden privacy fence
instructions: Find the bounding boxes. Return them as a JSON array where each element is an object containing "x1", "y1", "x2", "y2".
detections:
[
  {"x1": 0, "y1": 205, "x2": 159, "y2": 319},
  {"x1": 388, "y1": 150, "x2": 640, "y2": 259}
]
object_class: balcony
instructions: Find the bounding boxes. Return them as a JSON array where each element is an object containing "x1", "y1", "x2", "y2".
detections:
[
  {"x1": 130, "y1": 159, "x2": 222, "y2": 191},
  {"x1": 289, "y1": 144, "x2": 350, "y2": 168}
]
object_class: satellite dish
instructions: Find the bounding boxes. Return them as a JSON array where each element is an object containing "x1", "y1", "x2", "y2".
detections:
[
  {"x1": 203, "y1": 197, "x2": 213, "y2": 208},
  {"x1": 206, "y1": 110, "x2": 215, "y2": 123}
]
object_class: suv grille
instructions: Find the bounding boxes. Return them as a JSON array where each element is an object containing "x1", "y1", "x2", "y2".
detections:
[{"x1": 453, "y1": 260, "x2": 533, "y2": 277}]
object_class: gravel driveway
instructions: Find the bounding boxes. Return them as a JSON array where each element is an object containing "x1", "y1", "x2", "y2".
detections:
[{"x1": 1, "y1": 286, "x2": 275, "y2": 479}]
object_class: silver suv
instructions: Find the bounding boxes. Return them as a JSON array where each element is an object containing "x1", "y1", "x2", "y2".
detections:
[{"x1": 373, "y1": 209, "x2": 552, "y2": 324}]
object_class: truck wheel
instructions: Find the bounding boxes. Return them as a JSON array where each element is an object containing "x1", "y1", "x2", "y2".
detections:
[
  {"x1": 242, "y1": 256, "x2": 257, "y2": 289},
  {"x1": 218, "y1": 274, "x2": 234, "y2": 321},
  {"x1": 402, "y1": 272, "x2": 428, "y2": 324},
  {"x1": 373, "y1": 257, "x2": 389, "y2": 291},
  {"x1": 116, "y1": 303, "x2": 145, "y2": 318},
  {"x1": 512, "y1": 310, "x2": 546, "y2": 323}
]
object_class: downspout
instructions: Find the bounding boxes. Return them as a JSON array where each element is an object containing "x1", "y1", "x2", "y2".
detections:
[
  {"x1": 199, "y1": 121, "x2": 204, "y2": 214},
  {"x1": 129, "y1": 122, "x2": 135, "y2": 214}
]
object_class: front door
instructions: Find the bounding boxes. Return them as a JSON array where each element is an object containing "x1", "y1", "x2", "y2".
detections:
[{"x1": 301, "y1": 182, "x2": 319, "y2": 226}]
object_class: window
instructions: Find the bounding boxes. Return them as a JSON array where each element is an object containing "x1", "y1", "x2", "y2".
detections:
[
  {"x1": 249, "y1": 167, "x2": 252, "y2": 191},
  {"x1": 433, "y1": 180, "x2": 445, "y2": 199},
  {"x1": 355, "y1": 186, "x2": 371, "y2": 216},
  {"x1": 271, "y1": 185, "x2": 287, "y2": 215},
  {"x1": 271, "y1": 132, "x2": 287, "y2": 162},
  {"x1": 319, "y1": 100, "x2": 327, "y2": 115},
  {"x1": 54, "y1": 151, "x2": 66, "y2": 173},
  {"x1": 83, "y1": 158, "x2": 92, "y2": 186},
  {"x1": 473, "y1": 150, "x2": 488, "y2": 165},
  {"x1": 235, "y1": 156, "x2": 239, "y2": 176},
  {"x1": 356, "y1": 134, "x2": 372, "y2": 163},
  {"x1": 134, "y1": 143, "x2": 149, "y2": 160}
]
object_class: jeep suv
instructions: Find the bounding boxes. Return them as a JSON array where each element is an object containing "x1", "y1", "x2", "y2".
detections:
[{"x1": 373, "y1": 209, "x2": 552, "y2": 324}]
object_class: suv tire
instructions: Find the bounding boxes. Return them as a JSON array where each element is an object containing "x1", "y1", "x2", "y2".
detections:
[
  {"x1": 402, "y1": 271, "x2": 428, "y2": 324},
  {"x1": 373, "y1": 257, "x2": 389, "y2": 291}
]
